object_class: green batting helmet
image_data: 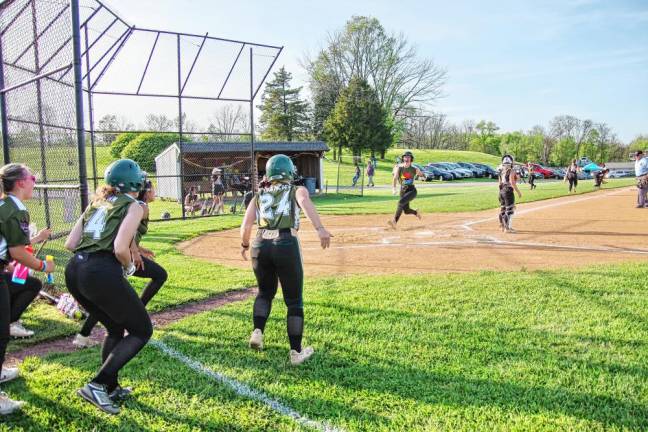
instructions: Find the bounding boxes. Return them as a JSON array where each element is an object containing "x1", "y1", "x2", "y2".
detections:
[
  {"x1": 265, "y1": 154, "x2": 295, "y2": 182},
  {"x1": 104, "y1": 159, "x2": 145, "y2": 193}
]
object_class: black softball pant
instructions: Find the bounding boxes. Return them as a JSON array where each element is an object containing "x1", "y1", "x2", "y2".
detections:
[
  {"x1": 65, "y1": 252, "x2": 152, "y2": 391},
  {"x1": 78, "y1": 256, "x2": 167, "y2": 337},
  {"x1": 568, "y1": 174, "x2": 578, "y2": 191},
  {"x1": 0, "y1": 274, "x2": 41, "y2": 371},
  {"x1": 499, "y1": 186, "x2": 515, "y2": 228},
  {"x1": 251, "y1": 233, "x2": 304, "y2": 351},
  {"x1": 395, "y1": 186, "x2": 418, "y2": 222}
]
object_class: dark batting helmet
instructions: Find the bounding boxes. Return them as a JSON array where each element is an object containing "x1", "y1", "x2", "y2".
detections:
[{"x1": 401, "y1": 151, "x2": 414, "y2": 162}]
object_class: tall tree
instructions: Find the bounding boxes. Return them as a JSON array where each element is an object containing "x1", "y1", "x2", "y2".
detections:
[
  {"x1": 96, "y1": 114, "x2": 133, "y2": 145},
  {"x1": 207, "y1": 105, "x2": 249, "y2": 142},
  {"x1": 305, "y1": 16, "x2": 447, "y2": 138},
  {"x1": 324, "y1": 78, "x2": 393, "y2": 157},
  {"x1": 258, "y1": 67, "x2": 310, "y2": 141}
]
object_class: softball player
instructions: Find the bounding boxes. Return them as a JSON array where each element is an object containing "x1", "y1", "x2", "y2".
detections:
[
  {"x1": 388, "y1": 151, "x2": 424, "y2": 229},
  {"x1": 0, "y1": 163, "x2": 55, "y2": 415},
  {"x1": 72, "y1": 179, "x2": 167, "y2": 350},
  {"x1": 240, "y1": 154, "x2": 331, "y2": 366},
  {"x1": 565, "y1": 159, "x2": 579, "y2": 193},
  {"x1": 498, "y1": 155, "x2": 522, "y2": 233},
  {"x1": 64, "y1": 159, "x2": 150, "y2": 415}
]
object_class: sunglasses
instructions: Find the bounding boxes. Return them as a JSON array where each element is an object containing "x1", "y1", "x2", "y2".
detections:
[{"x1": 21, "y1": 175, "x2": 36, "y2": 183}]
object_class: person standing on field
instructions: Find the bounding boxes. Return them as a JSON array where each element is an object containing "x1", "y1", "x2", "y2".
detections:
[
  {"x1": 240, "y1": 154, "x2": 332, "y2": 366},
  {"x1": 388, "y1": 151, "x2": 424, "y2": 229},
  {"x1": 634, "y1": 150, "x2": 648, "y2": 208},
  {"x1": 366, "y1": 161, "x2": 375, "y2": 187},
  {"x1": 498, "y1": 155, "x2": 522, "y2": 233}
]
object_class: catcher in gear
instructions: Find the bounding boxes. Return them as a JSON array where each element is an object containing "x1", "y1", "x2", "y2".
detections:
[{"x1": 498, "y1": 155, "x2": 522, "y2": 233}]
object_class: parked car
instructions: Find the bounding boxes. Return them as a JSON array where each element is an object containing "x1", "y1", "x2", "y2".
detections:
[
  {"x1": 440, "y1": 162, "x2": 473, "y2": 178},
  {"x1": 529, "y1": 163, "x2": 559, "y2": 179},
  {"x1": 412, "y1": 164, "x2": 436, "y2": 182},
  {"x1": 471, "y1": 163, "x2": 498, "y2": 179},
  {"x1": 457, "y1": 162, "x2": 485, "y2": 177},
  {"x1": 428, "y1": 163, "x2": 462, "y2": 179},
  {"x1": 549, "y1": 167, "x2": 566, "y2": 178},
  {"x1": 608, "y1": 169, "x2": 634, "y2": 178},
  {"x1": 425, "y1": 165, "x2": 454, "y2": 181},
  {"x1": 577, "y1": 171, "x2": 593, "y2": 180}
]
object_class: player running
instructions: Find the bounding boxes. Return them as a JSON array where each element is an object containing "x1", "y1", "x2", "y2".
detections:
[
  {"x1": 388, "y1": 151, "x2": 424, "y2": 229},
  {"x1": 72, "y1": 179, "x2": 167, "y2": 350},
  {"x1": 64, "y1": 159, "x2": 150, "y2": 415},
  {"x1": 240, "y1": 154, "x2": 331, "y2": 366}
]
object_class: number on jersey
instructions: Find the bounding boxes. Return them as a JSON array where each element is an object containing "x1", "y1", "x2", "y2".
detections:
[
  {"x1": 259, "y1": 190, "x2": 291, "y2": 222},
  {"x1": 84, "y1": 207, "x2": 107, "y2": 239}
]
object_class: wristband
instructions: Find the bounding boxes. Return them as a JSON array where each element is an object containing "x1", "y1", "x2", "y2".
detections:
[
  {"x1": 40, "y1": 260, "x2": 46, "y2": 272},
  {"x1": 314, "y1": 226, "x2": 324, "y2": 231},
  {"x1": 241, "y1": 243, "x2": 250, "y2": 249}
]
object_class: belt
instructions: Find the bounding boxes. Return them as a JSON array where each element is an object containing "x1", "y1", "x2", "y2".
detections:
[{"x1": 257, "y1": 228, "x2": 298, "y2": 240}]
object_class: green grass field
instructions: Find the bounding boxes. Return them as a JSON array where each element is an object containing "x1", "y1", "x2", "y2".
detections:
[
  {"x1": 1, "y1": 147, "x2": 644, "y2": 431},
  {"x1": 3, "y1": 263, "x2": 647, "y2": 431}
]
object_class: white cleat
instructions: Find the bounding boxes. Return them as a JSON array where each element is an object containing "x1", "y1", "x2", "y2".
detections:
[
  {"x1": 72, "y1": 334, "x2": 94, "y2": 349},
  {"x1": 289, "y1": 347, "x2": 315, "y2": 366},
  {"x1": 0, "y1": 392, "x2": 25, "y2": 415},
  {"x1": 9, "y1": 321, "x2": 34, "y2": 338},
  {"x1": 0, "y1": 367, "x2": 20, "y2": 384},
  {"x1": 249, "y1": 329, "x2": 264, "y2": 351}
]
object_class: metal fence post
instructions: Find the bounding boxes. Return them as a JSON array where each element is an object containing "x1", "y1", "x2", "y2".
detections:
[
  {"x1": 71, "y1": 0, "x2": 88, "y2": 210},
  {"x1": 0, "y1": 37, "x2": 10, "y2": 164}
]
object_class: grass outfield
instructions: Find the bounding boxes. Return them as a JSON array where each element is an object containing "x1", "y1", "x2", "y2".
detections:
[
  {"x1": 2, "y1": 263, "x2": 647, "y2": 431},
  {"x1": 313, "y1": 178, "x2": 636, "y2": 215}
]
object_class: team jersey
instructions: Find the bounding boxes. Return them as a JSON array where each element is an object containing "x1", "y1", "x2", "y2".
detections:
[
  {"x1": 397, "y1": 166, "x2": 417, "y2": 187},
  {"x1": 0, "y1": 195, "x2": 31, "y2": 264},
  {"x1": 255, "y1": 183, "x2": 300, "y2": 230},
  {"x1": 135, "y1": 201, "x2": 149, "y2": 245},
  {"x1": 75, "y1": 194, "x2": 137, "y2": 253}
]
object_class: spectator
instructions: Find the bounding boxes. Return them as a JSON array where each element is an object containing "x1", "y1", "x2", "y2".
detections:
[
  {"x1": 352, "y1": 164, "x2": 361, "y2": 187},
  {"x1": 634, "y1": 151, "x2": 648, "y2": 207},
  {"x1": 366, "y1": 161, "x2": 375, "y2": 187},
  {"x1": 183, "y1": 186, "x2": 201, "y2": 217}
]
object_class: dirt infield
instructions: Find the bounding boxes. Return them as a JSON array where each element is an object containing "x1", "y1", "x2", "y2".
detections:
[{"x1": 179, "y1": 187, "x2": 648, "y2": 276}]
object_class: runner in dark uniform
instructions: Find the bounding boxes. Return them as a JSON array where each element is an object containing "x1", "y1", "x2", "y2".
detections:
[
  {"x1": 527, "y1": 162, "x2": 536, "y2": 190},
  {"x1": 73, "y1": 179, "x2": 167, "y2": 350},
  {"x1": 498, "y1": 155, "x2": 522, "y2": 233},
  {"x1": 0, "y1": 163, "x2": 54, "y2": 415},
  {"x1": 388, "y1": 151, "x2": 424, "y2": 229},
  {"x1": 240, "y1": 154, "x2": 331, "y2": 366},
  {"x1": 64, "y1": 159, "x2": 149, "y2": 415}
]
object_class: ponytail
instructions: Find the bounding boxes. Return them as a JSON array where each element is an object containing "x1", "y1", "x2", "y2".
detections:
[{"x1": 92, "y1": 185, "x2": 118, "y2": 204}]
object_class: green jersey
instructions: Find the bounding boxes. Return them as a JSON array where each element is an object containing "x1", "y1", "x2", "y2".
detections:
[
  {"x1": 135, "y1": 201, "x2": 149, "y2": 245},
  {"x1": 75, "y1": 194, "x2": 137, "y2": 253},
  {"x1": 398, "y1": 165, "x2": 417, "y2": 187},
  {"x1": 0, "y1": 195, "x2": 31, "y2": 264},
  {"x1": 255, "y1": 183, "x2": 300, "y2": 230}
]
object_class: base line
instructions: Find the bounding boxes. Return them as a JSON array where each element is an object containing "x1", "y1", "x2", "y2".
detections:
[{"x1": 151, "y1": 339, "x2": 345, "y2": 432}]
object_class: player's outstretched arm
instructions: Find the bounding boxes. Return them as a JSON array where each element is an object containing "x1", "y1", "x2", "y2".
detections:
[
  {"x1": 240, "y1": 195, "x2": 257, "y2": 260},
  {"x1": 296, "y1": 186, "x2": 332, "y2": 249}
]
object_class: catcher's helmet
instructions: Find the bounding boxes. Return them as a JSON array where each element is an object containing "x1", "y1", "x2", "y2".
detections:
[
  {"x1": 104, "y1": 159, "x2": 145, "y2": 193},
  {"x1": 265, "y1": 154, "x2": 295, "y2": 182}
]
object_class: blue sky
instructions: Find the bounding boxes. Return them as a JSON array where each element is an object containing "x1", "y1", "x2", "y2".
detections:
[{"x1": 102, "y1": 0, "x2": 648, "y2": 143}]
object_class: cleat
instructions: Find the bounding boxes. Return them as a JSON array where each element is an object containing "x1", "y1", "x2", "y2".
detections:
[
  {"x1": 72, "y1": 334, "x2": 95, "y2": 349},
  {"x1": 249, "y1": 329, "x2": 264, "y2": 351},
  {"x1": 0, "y1": 392, "x2": 25, "y2": 415},
  {"x1": 387, "y1": 220, "x2": 397, "y2": 230},
  {"x1": 9, "y1": 321, "x2": 34, "y2": 338},
  {"x1": 108, "y1": 385, "x2": 133, "y2": 402},
  {"x1": 289, "y1": 346, "x2": 315, "y2": 366},
  {"x1": 0, "y1": 368, "x2": 19, "y2": 384},
  {"x1": 415, "y1": 209, "x2": 422, "y2": 220},
  {"x1": 77, "y1": 382, "x2": 120, "y2": 415}
]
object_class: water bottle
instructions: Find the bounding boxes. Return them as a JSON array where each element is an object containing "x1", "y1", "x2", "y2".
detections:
[{"x1": 46, "y1": 255, "x2": 54, "y2": 284}]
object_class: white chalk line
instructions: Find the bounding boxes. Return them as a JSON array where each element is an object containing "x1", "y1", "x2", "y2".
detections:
[{"x1": 151, "y1": 339, "x2": 345, "y2": 432}]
